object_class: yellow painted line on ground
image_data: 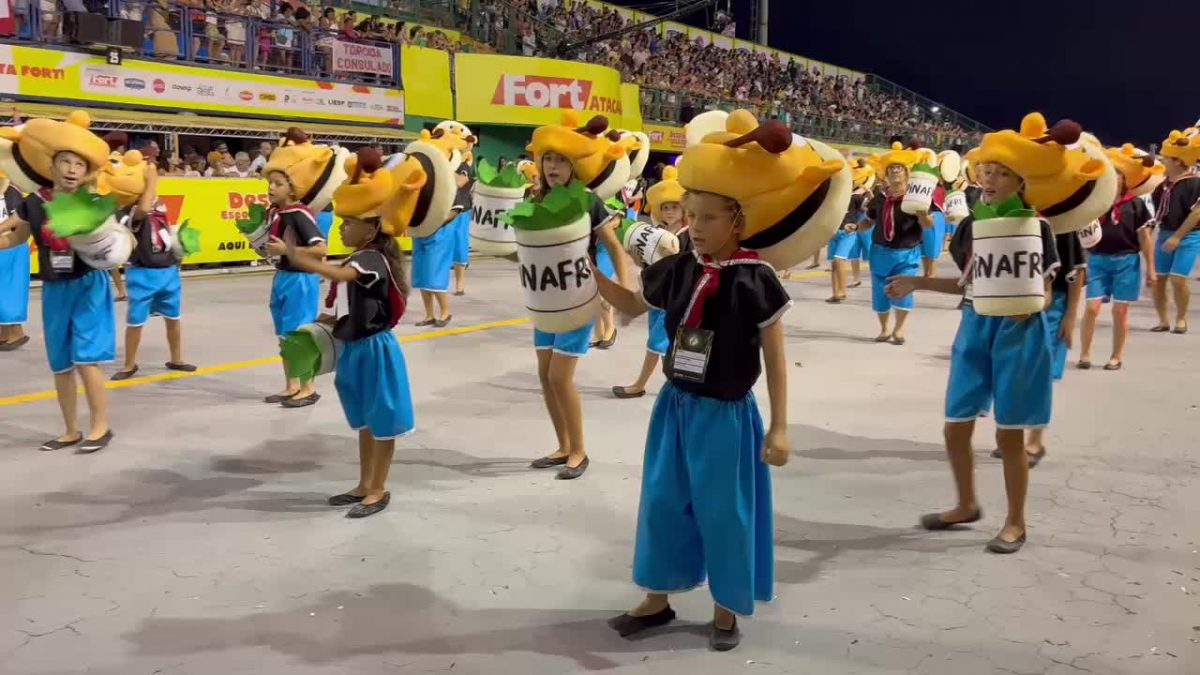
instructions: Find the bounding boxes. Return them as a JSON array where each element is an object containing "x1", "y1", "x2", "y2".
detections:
[{"x1": 0, "y1": 317, "x2": 530, "y2": 407}]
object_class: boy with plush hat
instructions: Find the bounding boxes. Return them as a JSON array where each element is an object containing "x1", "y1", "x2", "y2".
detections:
[
  {"x1": 0, "y1": 167, "x2": 28, "y2": 350},
  {"x1": 1150, "y1": 128, "x2": 1200, "y2": 334},
  {"x1": 0, "y1": 111, "x2": 119, "y2": 453}
]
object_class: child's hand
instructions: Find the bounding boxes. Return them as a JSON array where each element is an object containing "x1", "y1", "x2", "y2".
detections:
[
  {"x1": 763, "y1": 428, "x2": 790, "y2": 467},
  {"x1": 886, "y1": 275, "x2": 917, "y2": 300},
  {"x1": 265, "y1": 235, "x2": 288, "y2": 257}
]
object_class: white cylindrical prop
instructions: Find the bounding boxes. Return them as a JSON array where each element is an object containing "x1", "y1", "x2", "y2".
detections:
[
  {"x1": 298, "y1": 322, "x2": 343, "y2": 378},
  {"x1": 1077, "y1": 220, "x2": 1102, "y2": 249},
  {"x1": 68, "y1": 216, "x2": 133, "y2": 270},
  {"x1": 243, "y1": 221, "x2": 271, "y2": 257},
  {"x1": 469, "y1": 184, "x2": 525, "y2": 256},
  {"x1": 622, "y1": 221, "x2": 680, "y2": 267},
  {"x1": 515, "y1": 215, "x2": 600, "y2": 333},
  {"x1": 944, "y1": 190, "x2": 970, "y2": 225},
  {"x1": 167, "y1": 224, "x2": 185, "y2": 261},
  {"x1": 971, "y1": 217, "x2": 1049, "y2": 317},
  {"x1": 901, "y1": 170, "x2": 939, "y2": 215}
]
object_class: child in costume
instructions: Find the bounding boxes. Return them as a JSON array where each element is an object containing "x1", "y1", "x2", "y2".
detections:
[
  {"x1": 919, "y1": 148, "x2": 950, "y2": 279},
  {"x1": 588, "y1": 131, "x2": 635, "y2": 350},
  {"x1": 277, "y1": 148, "x2": 415, "y2": 519},
  {"x1": 0, "y1": 168, "x2": 28, "y2": 350},
  {"x1": 1150, "y1": 129, "x2": 1200, "y2": 334},
  {"x1": 525, "y1": 113, "x2": 631, "y2": 480},
  {"x1": 865, "y1": 142, "x2": 939, "y2": 345},
  {"x1": 103, "y1": 150, "x2": 198, "y2": 380},
  {"x1": 1078, "y1": 146, "x2": 1159, "y2": 370},
  {"x1": 0, "y1": 111, "x2": 119, "y2": 452},
  {"x1": 261, "y1": 129, "x2": 332, "y2": 408},
  {"x1": 611, "y1": 165, "x2": 688, "y2": 399},
  {"x1": 597, "y1": 110, "x2": 846, "y2": 651},
  {"x1": 434, "y1": 121, "x2": 478, "y2": 297},
  {"x1": 827, "y1": 159, "x2": 874, "y2": 303},
  {"x1": 887, "y1": 113, "x2": 1106, "y2": 554},
  {"x1": 410, "y1": 126, "x2": 473, "y2": 327}
]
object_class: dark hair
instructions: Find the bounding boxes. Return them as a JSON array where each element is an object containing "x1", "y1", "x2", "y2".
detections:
[{"x1": 365, "y1": 224, "x2": 410, "y2": 298}]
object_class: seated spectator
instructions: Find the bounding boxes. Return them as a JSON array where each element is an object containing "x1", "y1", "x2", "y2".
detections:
[
  {"x1": 249, "y1": 141, "x2": 272, "y2": 175},
  {"x1": 226, "y1": 152, "x2": 255, "y2": 178}
]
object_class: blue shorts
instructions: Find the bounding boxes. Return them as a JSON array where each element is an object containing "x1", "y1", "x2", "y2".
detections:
[
  {"x1": 1154, "y1": 229, "x2": 1200, "y2": 277},
  {"x1": 335, "y1": 330, "x2": 415, "y2": 440},
  {"x1": 830, "y1": 229, "x2": 860, "y2": 261},
  {"x1": 869, "y1": 245, "x2": 920, "y2": 313},
  {"x1": 533, "y1": 320, "x2": 595, "y2": 358},
  {"x1": 0, "y1": 242, "x2": 30, "y2": 325},
  {"x1": 1043, "y1": 290, "x2": 1069, "y2": 381},
  {"x1": 856, "y1": 226, "x2": 874, "y2": 261},
  {"x1": 945, "y1": 305, "x2": 1053, "y2": 428},
  {"x1": 921, "y1": 211, "x2": 946, "y2": 261},
  {"x1": 125, "y1": 265, "x2": 182, "y2": 326},
  {"x1": 411, "y1": 224, "x2": 453, "y2": 293},
  {"x1": 270, "y1": 269, "x2": 320, "y2": 339},
  {"x1": 633, "y1": 383, "x2": 773, "y2": 616},
  {"x1": 1087, "y1": 253, "x2": 1140, "y2": 303},
  {"x1": 451, "y1": 210, "x2": 471, "y2": 267},
  {"x1": 646, "y1": 308, "x2": 669, "y2": 355},
  {"x1": 41, "y1": 269, "x2": 115, "y2": 373}
]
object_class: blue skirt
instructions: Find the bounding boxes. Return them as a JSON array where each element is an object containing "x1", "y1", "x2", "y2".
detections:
[
  {"x1": 335, "y1": 330, "x2": 415, "y2": 440},
  {"x1": 1043, "y1": 290, "x2": 1069, "y2": 381},
  {"x1": 411, "y1": 225, "x2": 454, "y2": 293},
  {"x1": 633, "y1": 382, "x2": 773, "y2": 616},
  {"x1": 920, "y1": 211, "x2": 947, "y2": 260},
  {"x1": 0, "y1": 242, "x2": 30, "y2": 325}
]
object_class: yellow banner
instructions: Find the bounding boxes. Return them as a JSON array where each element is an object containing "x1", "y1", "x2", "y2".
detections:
[
  {"x1": 401, "y1": 46, "x2": 453, "y2": 120},
  {"x1": 644, "y1": 122, "x2": 686, "y2": 153},
  {"x1": 0, "y1": 44, "x2": 404, "y2": 125},
  {"x1": 29, "y1": 178, "x2": 413, "y2": 274},
  {"x1": 453, "y1": 53, "x2": 627, "y2": 128}
]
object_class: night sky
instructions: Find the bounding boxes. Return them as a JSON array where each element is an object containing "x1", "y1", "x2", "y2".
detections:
[{"x1": 606, "y1": 0, "x2": 1199, "y2": 148}]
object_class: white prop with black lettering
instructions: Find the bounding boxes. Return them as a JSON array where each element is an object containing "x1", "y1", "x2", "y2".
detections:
[
  {"x1": 971, "y1": 217, "x2": 1048, "y2": 317},
  {"x1": 944, "y1": 190, "x2": 970, "y2": 225},
  {"x1": 515, "y1": 214, "x2": 601, "y2": 333},
  {"x1": 621, "y1": 221, "x2": 680, "y2": 267},
  {"x1": 243, "y1": 221, "x2": 272, "y2": 257},
  {"x1": 1077, "y1": 220, "x2": 1102, "y2": 249},
  {"x1": 68, "y1": 215, "x2": 134, "y2": 270},
  {"x1": 299, "y1": 322, "x2": 343, "y2": 378},
  {"x1": 469, "y1": 183, "x2": 525, "y2": 256},
  {"x1": 901, "y1": 170, "x2": 939, "y2": 215}
]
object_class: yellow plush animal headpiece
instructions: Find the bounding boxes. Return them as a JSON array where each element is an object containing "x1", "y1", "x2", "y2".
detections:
[
  {"x1": 1106, "y1": 143, "x2": 1166, "y2": 196},
  {"x1": 620, "y1": 130, "x2": 651, "y2": 179},
  {"x1": 646, "y1": 165, "x2": 685, "y2": 225},
  {"x1": 433, "y1": 120, "x2": 478, "y2": 167},
  {"x1": 0, "y1": 110, "x2": 110, "y2": 193},
  {"x1": 966, "y1": 112, "x2": 1117, "y2": 233},
  {"x1": 678, "y1": 109, "x2": 851, "y2": 269},
  {"x1": 871, "y1": 142, "x2": 922, "y2": 179},
  {"x1": 263, "y1": 128, "x2": 350, "y2": 212},
  {"x1": 96, "y1": 150, "x2": 150, "y2": 208},
  {"x1": 527, "y1": 112, "x2": 630, "y2": 198},
  {"x1": 517, "y1": 159, "x2": 538, "y2": 187},
  {"x1": 1160, "y1": 128, "x2": 1200, "y2": 168},
  {"x1": 850, "y1": 158, "x2": 876, "y2": 191},
  {"x1": 383, "y1": 134, "x2": 458, "y2": 239},
  {"x1": 334, "y1": 148, "x2": 393, "y2": 223}
]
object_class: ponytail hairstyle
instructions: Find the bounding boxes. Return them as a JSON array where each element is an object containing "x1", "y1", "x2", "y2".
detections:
[{"x1": 366, "y1": 223, "x2": 409, "y2": 299}]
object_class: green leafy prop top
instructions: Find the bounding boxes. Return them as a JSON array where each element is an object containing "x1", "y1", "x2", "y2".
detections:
[
  {"x1": 176, "y1": 219, "x2": 202, "y2": 256},
  {"x1": 45, "y1": 190, "x2": 118, "y2": 238},
  {"x1": 972, "y1": 194, "x2": 1035, "y2": 221},
  {"x1": 476, "y1": 159, "x2": 527, "y2": 189},
  {"x1": 234, "y1": 203, "x2": 268, "y2": 235},
  {"x1": 280, "y1": 330, "x2": 323, "y2": 384},
  {"x1": 501, "y1": 181, "x2": 592, "y2": 232},
  {"x1": 614, "y1": 218, "x2": 639, "y2": 244},
  {"x1": 911, "y1": 163, "x2": 940, "y2": 178}
]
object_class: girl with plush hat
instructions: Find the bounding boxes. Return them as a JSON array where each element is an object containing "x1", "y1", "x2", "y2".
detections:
[
  {"x1": 0, "y1": 167, "x2": 28, "y2": 351},
  {"x1": 887, "y1": 113, "x2": 1101, "y2": 554},
  {"x1": 261, "y1": 129, "x2": 330, "y2": 408},
  {"x1": 826, "y1": 159, "x2": 873, "y2": 303},
  {"x1": 597, "y1": 110, "x2": 849, "y2": 649},
  {"x1": 1150, "y1": 128, "x2": 1200, "y2": 334},
  {"x1": 611, "y1": 165, "x2": 689, "y2": 399},
  {"x1": 275, "y1": 148, "x2": 415, "y2": 518},
  {"x1": 865, "y1": 142, "x2": 940, "y2": 345},
  {"x1": 525, "y1": 113, "x2": 631, "y2": 480},
  {"x1": 0, "y1": 111, "x2": 120, "y2": 453}
]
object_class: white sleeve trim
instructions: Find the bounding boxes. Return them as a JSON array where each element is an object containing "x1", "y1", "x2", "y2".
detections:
[
  {"x1": 1043, "y1": 260, "x2": 1062, "y2": 280},
  {"x1": 349, "y1": 252, "x2": 385, "y2": 287},
  {"x1": 758, "y1": 299, "x2": 793, "y2": 328}
]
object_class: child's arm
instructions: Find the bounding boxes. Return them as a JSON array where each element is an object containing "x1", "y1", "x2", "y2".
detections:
[
  {"x1": 134, "y1": 163, "x2": 159, "y2": 220},
  {"x1": 274, "y1": 235, "x2": 358, "y2": 283},
  {"x1": 886, "y1": 274, "x2": 962, "y2": 299},
  {"x1": 760, "y1": 319, "x2": 789, "y2": 467},
  {"x1": 0, "y1": 214, "x2": 30, "y2": 251},
  {"x1": 1061, "y1": 271, "x2": 1084, "y2": 348},
  {"x1": 1140, "y1": 227, "x2": 1157, "y2": 286},
  {"x1": 595, "y1": 268, "x2": 648, "y2": 319}
]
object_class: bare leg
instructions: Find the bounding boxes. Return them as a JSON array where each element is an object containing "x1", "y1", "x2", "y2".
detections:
[
  {"x1": 547, "y1": 354, "x2": 585, "y2": 468},
  {"x1": 850, "y1": 259, "x2": 862, "y2": 284},
  {"x1": 121, "y1": 325, "x2": 143, "y2": 371},
  {"x1": 537, "y1": 350, "x2": 570, "y2": 460},
  {"x1": 76, "y1": 365, "x2": 109, "y2": 439},
  {"x1": 829, "y1": 259, "x2": 845, "y2": 300},
  {"x1": 420, "y1": 290, "x2": 435, "y2": 322},
  {"x1": 1110, "y1": 303, "x2": 1129, "y2": 363},
  {"x1": 291, "y1": 378, "x2": 317, "y2": 399},
  {"x1": 110, "y1": 269, "x2": 126, "y2": 299},
  {"x1": 1153, "y1": 276, "x2": 1170, "y2": 328},
  {"x1": 922, "y1": 258, "x2": 936, "y2": 279},
  {"x1": 994, "y1": 428, "x2": 1029, "y2": 543},
  {"x1": 52, "y1": 370, "x2": 82, "y2": 442},
  {"x1": 1079, "y1": 299, "x2": 1101, "y2": 363},
  {"x1": 876, "y1": 312, "x2": 892, "y2": 340},
  {"x1": 892, "y1": 309, "x2": 910, "y2": 340},
  {"x1": 713, "y1": 604, "x2": 736, "y2": 631},
  {"x1": 618, "y1": 352, "x2": 660, "y2": 395},
  {"x1": 276, "y1": 361, "x2": 300, "y2": 397},
  {"x1": 1025, "y1": 428, "x2": 1045, "y2": 457},
  {"x1": 453, "y1": 265, "x2": 466, "y2": 294},
  {"x1": 629, "y1": 593, "x2": 670, "y2": 616},
  {"x1": 932, "y1": 420, "x2": 979, "y2": 522},
  {"x1": 593, "y1": 302, "x2": 615, "y2": 342},
  {"x1": 1170, "y1": 276, "x2": 1190, "y2": 329},
  {"x1": 434, "y1": 292, "x2": 451, "y2": 321},
  {"x1": 345, "y1": 429, "x2": 372, "y2": 497},
  {"x1": 362, "y1": 437, "x2": 396, "y2": 506},
  {"x1": 165, "y1": 318, "x2": 185, "y2": 365}
]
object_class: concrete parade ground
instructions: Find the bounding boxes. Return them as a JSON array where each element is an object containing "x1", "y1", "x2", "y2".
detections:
[{"x1": 1, "y1": 258, "x2": 1198, "y2": 675}]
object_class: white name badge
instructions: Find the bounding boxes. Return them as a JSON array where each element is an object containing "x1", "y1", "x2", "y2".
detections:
[
  {"x1": 669, "y1": 326, "x2": 713, "y2": 382},
  {"x1": 50, "y1": 250, "x2": 75, "y2": 272}
]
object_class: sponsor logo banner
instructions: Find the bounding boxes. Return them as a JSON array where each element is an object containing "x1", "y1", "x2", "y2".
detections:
[{"x1": 454, "y1": 53, "x2": 627, "y2": 128}]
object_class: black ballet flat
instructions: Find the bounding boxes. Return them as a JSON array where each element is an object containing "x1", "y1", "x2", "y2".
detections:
[
  {"x1": 0, "y1": 335, "x2": 30, "y2": 351},
  {"x1": 1077, "y1": 360, "x2": 1092, "y2": 370},
  {"x1": 263, "y1": 392, "x2": 296, "y2": 403},
  {"x1": 1104, "y1": 360, "x2": 1123, "y2": 371},
  {"x1": 433, "y1": 316, "x2": 453, "y2": 328},
  {"x1": 1150, "y1": 325, "x2": 1170, "y2": 333},
  {"x1": 611, "y1": 386, "x2": 646, "y2": 399},
  {"x1": 1172, "y1": 322, "x2": 1188, "y2": 335},
  {"x1": 709, "y1": 617, "x2": 742, "y2": 652},
  {"x1": 165, "y1": 361, "x2": 197, "y2": 372},
  {"x1": 607, "y1": 606, "x2": 676, "y2": 637},
  {"x1": 40, "y1": 434, "x2": 83, "y2": 452},
  {"x1": 281, "y1": 393, "x2": 321, "y2": 409},
  {"x1": 891, "y1": 335, "x2": 907, "y2": 346},
  {"x1": 415, "y1": 318, "x2": 436, "y2": 327},
  {"x1": 592, "y1": 329, "x2": 618, "y2": 350},
  {"x1": 111, "y1": 366, "x2": 139, "y2": 381},
  {"x1": 530, "y1": 455, "x2": 568, "y2": 469},
  {"x1": 346, "y1": 492, "x2": 390, "y2": 518},
  {"x1": 874, "y1": 334, "x2": 893, "y2": 343},
  {"x1": 327, "y1": 493, "x2": 365, "y2": 506},
  {"x1": 824, "y1": 296, "x2": 845, "y2": 304},
  {"x1": 986, "y1": 533, "x2": 1026, "y2": 554},
  {"x1": 556, "y1": 457, "x2": 589, "y2": 480},
  {"x1": 919, "y1": 509, "x2": 982, "y2": 531},
  {"x1": 1026, "y1": 448, "x2": 1047, "y2": 468},
  {"x1": 78, "y1": 430, "x2": 114, "y2": 454}
]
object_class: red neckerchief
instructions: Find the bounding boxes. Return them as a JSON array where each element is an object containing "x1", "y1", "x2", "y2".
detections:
[
  {"x1": 37, "y1": 187, "x2": 71, "y2": 252},
  {"x1": 147, "y1": 205, "x2": 170, "y2": 252},
  {"x1": 682, "y1": 249, "x2": 761, "y2": 329},
  {"x1": 1107, "y1": 194, "x2": 1136, "y2": 226},
  {"x1": 269, "y1": 204, "x2": 315, "y2": 239},
  {"x1": 881, "y1": 193, "x2": 902, "y2": 242}
]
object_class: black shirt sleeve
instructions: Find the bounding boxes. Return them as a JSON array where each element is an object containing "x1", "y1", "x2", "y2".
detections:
[
  {"x1": 1055, "y1": 230, "x2": 1086, "y2": 282},
  {"x1": 589, "y1": 193, "x2": 615, "y2": 231},
  {"x1": 866, "y1": 192, "x2": 883, "y2": 223},
  {"x1": 349, "y1": 249, "x2": 389, "y2": 288},
  {"x1": 948, "y1": 215, "x2": 973, "y2": 272},
  {"x1": 1042, "y1": 222, "x2": 1062, "y2": 279},
  {"x1": 16, "y1": 193, "x2": 37, "y2": 224},
  {"x1": 640, "y1": 255, "x2": 678, "y2": 310},
  {"x1": 741, "y1": 265, "x2": 793, "y2": 328},
  {"x1": 1133, "y1": 198, "x2": 1153, "y2": 230},
  {"x1": 287, "y1": 210, "x2": 325, "y2": 245}
]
